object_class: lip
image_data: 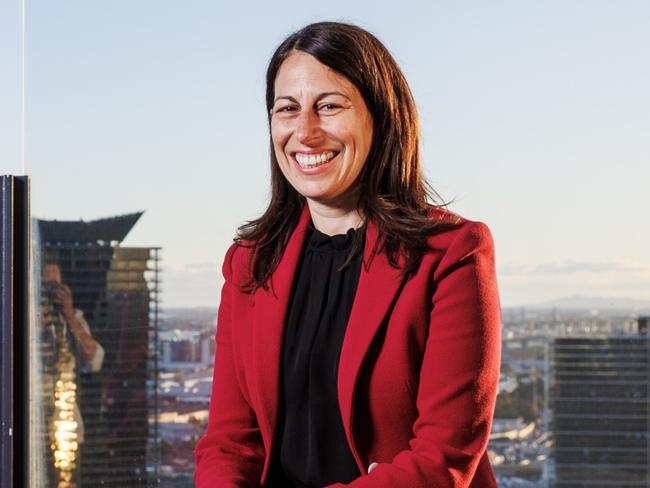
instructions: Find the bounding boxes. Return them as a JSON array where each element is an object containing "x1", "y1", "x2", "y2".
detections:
[{"x1": 291, "y1": 152, "x2": 339, "y2": 175}]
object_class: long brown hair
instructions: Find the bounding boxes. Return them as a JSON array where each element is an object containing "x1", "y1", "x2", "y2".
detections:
[{"x1": 236, "y1": 21, "x2": 456, "y2": 294}]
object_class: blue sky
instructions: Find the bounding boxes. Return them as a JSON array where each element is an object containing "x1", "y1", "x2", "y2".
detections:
[{"x1": 1, "y1": 1, "x2": 649, "y2": 307}]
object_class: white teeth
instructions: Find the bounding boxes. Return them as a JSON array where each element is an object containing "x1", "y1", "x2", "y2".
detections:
[{"x1": 295, "y1": 151, "x2": 336, "y2": 168}]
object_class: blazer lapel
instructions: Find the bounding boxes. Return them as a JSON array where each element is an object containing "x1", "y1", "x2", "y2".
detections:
[
  {"x1": 337, "y1": 218, "x2": 406, "y2": 458},
  {"x1": 252, "y1": 203, "x2": 311, "y2": 445}
]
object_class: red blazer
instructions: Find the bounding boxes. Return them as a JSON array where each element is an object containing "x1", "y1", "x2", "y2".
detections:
[{"x1": 195, "y1": 203, "x2": 501, "y2": 487}]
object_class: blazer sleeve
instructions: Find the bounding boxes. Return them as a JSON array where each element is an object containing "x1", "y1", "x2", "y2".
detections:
[
  {"x1": 194, "y1": 243, "x2": 265, "y2": 487},
  {"x1": 329, "y1": 221, "x2": 501, "y2": 488}
]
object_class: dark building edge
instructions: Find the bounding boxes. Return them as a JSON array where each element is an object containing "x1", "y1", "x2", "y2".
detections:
[{"x1": 0, "y1": 175, "x2": 30, "y2": 488}]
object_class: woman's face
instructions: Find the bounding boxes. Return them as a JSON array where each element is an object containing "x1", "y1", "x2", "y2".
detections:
[{"x1": 270, "y1": 51, "x2": 374, "y2": 208}]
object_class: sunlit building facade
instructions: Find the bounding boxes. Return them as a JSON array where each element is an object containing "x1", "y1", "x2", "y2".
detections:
[{"x1": 35, "y1": 213, "x2": 161, "y2": 487}]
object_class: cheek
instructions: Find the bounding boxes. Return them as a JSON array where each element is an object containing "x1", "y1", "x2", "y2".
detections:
[
  {"x1": 271, "y1": 122, "x2": 291, "y2": 152},
  {"x1": 353, "y1": 129, "x2": 372, "y2": 164},
  {"x1": 361, "y1": 119, "x2": 374, "y2": 154}
]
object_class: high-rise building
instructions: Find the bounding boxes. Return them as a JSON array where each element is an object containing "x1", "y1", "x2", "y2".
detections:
[
  {"x1": 35, "y1": 212, "x2": 161, "y2": 487},
  {"x1": 548, "y1": 318, "x2": 649, "y2": 487}
]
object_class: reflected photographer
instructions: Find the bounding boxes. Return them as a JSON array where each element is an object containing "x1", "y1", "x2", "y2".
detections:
[
  {"x1": 41, "y1": 263, "x2": 105, "y2": 487},
  {"x1": 42, "y1": 264, "x2": 104, "y2": 371}
]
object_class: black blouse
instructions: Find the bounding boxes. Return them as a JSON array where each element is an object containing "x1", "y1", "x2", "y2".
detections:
[{"x1": 266, "y1": 220, "x2": 365, "y2": 487}]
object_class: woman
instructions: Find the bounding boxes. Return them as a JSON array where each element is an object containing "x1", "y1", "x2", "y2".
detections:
[{"x1": 195, "y1": 21, "x2": 501, "y2": 488}]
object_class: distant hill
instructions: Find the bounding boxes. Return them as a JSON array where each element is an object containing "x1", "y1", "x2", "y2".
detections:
[
  {"x1": 164, "y1": 306, "x2": 217, "y2": 314},
  {"x1": 519, "y1": 295, "x2": 650, "y2": 312},
  {"x1": 162, "y1": 307, "x2": 218, "y2": 321},
  {"x1": 161, "y1": 298, "x2": 650, "y2": 320}
]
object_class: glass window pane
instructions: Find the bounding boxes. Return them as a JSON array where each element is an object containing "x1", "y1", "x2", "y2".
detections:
[{"x1": 31, "y1": 215, "x2": 161, "y2": 487}]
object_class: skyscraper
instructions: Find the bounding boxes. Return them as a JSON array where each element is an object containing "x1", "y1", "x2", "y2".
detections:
[
  {"x1": 549, "y1": 318, "x2": 649, "y2": 487},
  {"x1": 36, "y1": 213, "x2": 161, "y2": 487}
]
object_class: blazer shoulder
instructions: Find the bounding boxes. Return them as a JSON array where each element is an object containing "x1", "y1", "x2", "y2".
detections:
[
  {"x1": 221, "y1": 240, "x2": 254, "y2": 286},
  {"x1": 425, "y1": 206, "x2": 495, "y2": 255}
]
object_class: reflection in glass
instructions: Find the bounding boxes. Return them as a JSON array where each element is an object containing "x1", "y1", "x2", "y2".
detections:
[{"x1": 31, "y1": 213, "x2": 161, "y2": 487}]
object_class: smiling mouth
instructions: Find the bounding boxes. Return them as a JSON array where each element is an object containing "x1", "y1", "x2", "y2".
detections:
[{"x1": 294, "y1": 151, "x2": 338, "y2": 169}]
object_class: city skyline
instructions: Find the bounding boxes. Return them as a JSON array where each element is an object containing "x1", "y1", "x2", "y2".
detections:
[{"x1": 1, "y1": 1, "x2": 649, "y2": 307}]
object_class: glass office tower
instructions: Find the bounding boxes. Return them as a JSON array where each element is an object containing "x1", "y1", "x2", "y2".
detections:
[
  {"x1": 34, "y1": 212, "x2": 161, "y2": 487},
  {"x1": 549, "y1": 320, "x2": 649, "y2": 487}
]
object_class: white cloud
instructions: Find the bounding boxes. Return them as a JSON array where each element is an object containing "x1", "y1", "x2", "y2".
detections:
[
  {"x1": 497, "y1": 259, "x2": 650, "y2": 307},
  {"x1": 498, "y1": 258, "x2": 648, "y2": 276}
]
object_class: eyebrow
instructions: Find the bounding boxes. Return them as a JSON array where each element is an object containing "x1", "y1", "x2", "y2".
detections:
[{"x1": 273, "y1": 91, "x2": 352, "y2": 104}]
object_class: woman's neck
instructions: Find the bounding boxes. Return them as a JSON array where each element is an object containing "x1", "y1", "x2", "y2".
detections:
[{"x1": 306, "y1": 198, "x2": 365, "y2": 237}]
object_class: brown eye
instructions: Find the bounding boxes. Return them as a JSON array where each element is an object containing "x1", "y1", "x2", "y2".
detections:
[
  {"x1": 276, "y1": 105, "x2": 298, "y2": 114},
  {"x1": 318, "y1": 103, "x2": 342, "y2": 114}
]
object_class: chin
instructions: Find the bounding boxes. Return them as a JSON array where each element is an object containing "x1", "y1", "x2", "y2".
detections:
[
  {"x1": 290, "y1": 181, "x2": 329, "y2": 198},
  {"x1": 297, "y1": 191, "x2": 329, "y2": 202}
]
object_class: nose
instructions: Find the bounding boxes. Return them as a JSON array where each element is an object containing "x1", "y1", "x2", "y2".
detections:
[{"x1": 295, "y1": 109, "x2": 323, "y2": 145}]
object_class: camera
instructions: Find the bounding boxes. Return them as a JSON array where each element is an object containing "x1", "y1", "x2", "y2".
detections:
[{"x1": 42, "y1": 281, "x2": 64, "y2": 314}]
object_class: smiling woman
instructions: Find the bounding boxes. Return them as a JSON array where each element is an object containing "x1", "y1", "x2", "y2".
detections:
[
  {"x1": 270, "y1": 51, "x2": 374, "y2": 218},
  {"x1": 194, "y1": 21, "x2": 501, "y2": 488}
]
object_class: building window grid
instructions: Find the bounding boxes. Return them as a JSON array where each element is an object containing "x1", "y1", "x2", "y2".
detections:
[{"x1": 548, "y1": 334, "x2": 650, "y2": 487}]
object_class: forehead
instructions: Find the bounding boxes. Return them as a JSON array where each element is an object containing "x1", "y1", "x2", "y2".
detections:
[
  {"x1": 43, "y1": 263, "x2": 60, "y2": 277},
  {"x1": 274, "y1": 51, "x2": 357, "y2": 96}
]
